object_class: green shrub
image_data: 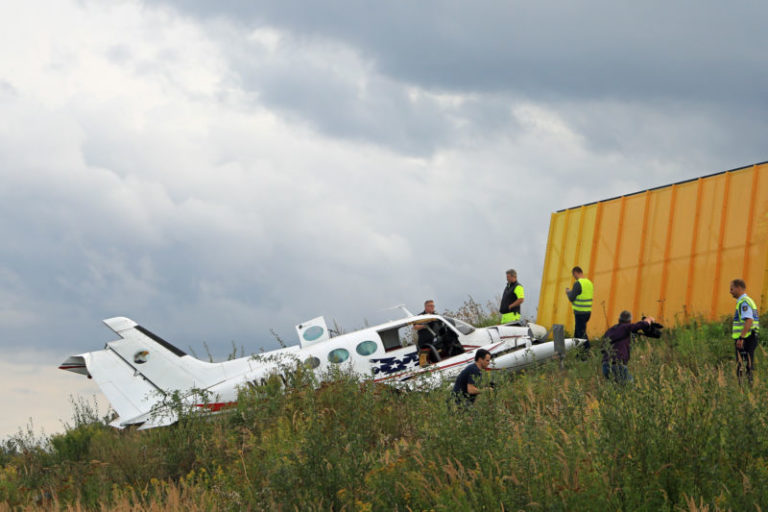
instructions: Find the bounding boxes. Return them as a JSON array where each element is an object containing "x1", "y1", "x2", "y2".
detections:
[{"x1": 4, "y1": 311, "x2": 768, "y2": 510}]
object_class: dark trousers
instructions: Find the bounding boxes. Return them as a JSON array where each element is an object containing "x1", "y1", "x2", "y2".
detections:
[
  {"x1": 735, "y1": 332, "x2": 758, "y2": 385},
  {"x1": 574, "y1": 312, "x2": 591, "y2": 340},
  {"x1": 602, "y1": 362, "x2": 632, "y2": 383}
]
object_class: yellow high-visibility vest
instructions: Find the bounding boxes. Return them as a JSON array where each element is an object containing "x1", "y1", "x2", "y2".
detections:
[
  {"x1": 732, "y1": 294, "x2": 759, "y2": 339},
  {"x1": 572, "y1": 278, "x2": 593, "y2": 313}
]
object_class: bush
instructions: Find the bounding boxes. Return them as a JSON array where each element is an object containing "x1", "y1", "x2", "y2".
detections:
[{"x1": 3, "y1": 313, "x2": 768, "y2": 510}]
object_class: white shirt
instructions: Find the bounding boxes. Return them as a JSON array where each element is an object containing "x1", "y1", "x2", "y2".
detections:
[{"x1": 737, "y1": 293, "x2": 755, "y2": 321}]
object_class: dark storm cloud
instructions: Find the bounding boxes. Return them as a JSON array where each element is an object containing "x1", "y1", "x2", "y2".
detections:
[
  {"x1": 151, "y1": 0, "x2": 768, "y2": 162},
  {"x1": 155, "y1": 0, "x2": 767, "y2": 103}
]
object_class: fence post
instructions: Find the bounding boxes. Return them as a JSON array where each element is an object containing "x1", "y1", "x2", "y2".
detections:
[{"x1": 553, "y1": 324, "x2": 565, "y2": 369}]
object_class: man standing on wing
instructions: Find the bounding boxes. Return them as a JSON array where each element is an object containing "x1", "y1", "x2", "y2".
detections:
[{"x1": 499, "y1": 269, "x2": 524, "y2": 324}]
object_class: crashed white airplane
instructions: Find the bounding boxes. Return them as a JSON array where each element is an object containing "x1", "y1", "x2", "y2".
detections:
[{"x1": 60, "y1": 310, "x2": 581, "y2": 429}]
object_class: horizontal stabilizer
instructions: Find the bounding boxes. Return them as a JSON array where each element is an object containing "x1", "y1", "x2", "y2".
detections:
[{"x1": 59, "y1": 355, "x2": 88, "y2": 376}]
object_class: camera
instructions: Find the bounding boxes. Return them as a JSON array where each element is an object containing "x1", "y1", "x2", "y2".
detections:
[{"x1": 640, "y1": 316, "x2": 664, "y2": 338}]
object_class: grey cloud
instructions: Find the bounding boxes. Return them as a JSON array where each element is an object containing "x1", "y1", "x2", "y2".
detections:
[
  {"x1": 148, "y1": 0, "x2": 768, "y2": 162},
  {"x1": 154, "y1": 0, "x2": 768, "y2": 103},
  {"x1": 224, "y1": 33, "x2": 521, "y2": 156},
  {"x1": 2, "y1": 0, "x2": 764, "y2": 366}
]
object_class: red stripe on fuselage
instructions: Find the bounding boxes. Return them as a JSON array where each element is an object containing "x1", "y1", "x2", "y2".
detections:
[
  {"x1": 373, "y1": 342, "x2": 504, "y2": 383},
  {"x1": 195, "y1": 402, "x2": 237, "y2": 412}
]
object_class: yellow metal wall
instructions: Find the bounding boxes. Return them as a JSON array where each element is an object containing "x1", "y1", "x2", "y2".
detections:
[{"x1": 537, "y1": 162, "x2": 768, "y2": 337}]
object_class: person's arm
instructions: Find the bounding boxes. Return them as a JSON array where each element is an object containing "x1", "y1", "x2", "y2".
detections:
[
  {"x1": 736, "y1": 318, "x2": 754, "y2": 349},
  {"x1": 509, "y1": 285, "x2": 525, "y2": 310},
  {"x1": 466, "y1": 368, "x2": 482, "y2": 395},
  {"x1": 630, "y1": 317, "x2": 654, "y2": 333},
  {"x1": 566, "y1": 281, "x2": 581, "y2": 302}
]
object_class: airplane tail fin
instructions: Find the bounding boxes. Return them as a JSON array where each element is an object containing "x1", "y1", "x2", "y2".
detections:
[
  {"x1": 60, "y1": 317, "x2": 230, "y2": 427},
  {"x1": 98, "y1": 317, "x2": 226, "y2": 392}
]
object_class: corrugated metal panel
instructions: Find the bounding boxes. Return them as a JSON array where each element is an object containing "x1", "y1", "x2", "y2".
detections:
[{"x1": 537, "y1": 162, "x2": 768, "y2": 337}]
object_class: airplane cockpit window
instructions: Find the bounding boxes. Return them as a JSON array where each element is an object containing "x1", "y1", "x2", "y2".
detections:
[
  {"x1": 356, "y1": 340, "x2": 378, "y2": 356},
  {"x1": 378, "y1": 325, "x2": 414, "y2": 352},
  {"x1": 328, "y1": 348, "x2": 350, "y2": 364},
  {"x1": 304, "y1": 356, "x2": 320, "y2": 369},
  {"x1": 445, "y1": 317, "x2": 475, "y2": 335}
]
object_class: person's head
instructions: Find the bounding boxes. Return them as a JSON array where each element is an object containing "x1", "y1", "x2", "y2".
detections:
[
  {"x1": 619, "y1": 310, "x2": 632, "y2": 324},
  {"x1": 730, "y1": 279, "x2": 746, "y2": 299},
  {"x1": 424, "y1": 300, "x2": 435, "y2": 314},
  {"x1": 475, "y1": 349, "x2": 492, "y2": 369},
  {"x1": 572, "y1": 266, "x2": 583, "y2": 278},
  {"x1": 506, "y1": 269, "x2": 517, "y2": 284}
]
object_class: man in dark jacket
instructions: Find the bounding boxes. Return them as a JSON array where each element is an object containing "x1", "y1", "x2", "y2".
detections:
[
  {"x1": 451, "y1": 349, "x2": 492, "y2": 405},
  {"x1": 414, "y1": 299, "x2": 439, "y2": 348},
  {"x1": 414, "y1": 299, "x2": 442, "y2": 366},
  {"x1": 499, "y1": 269, "x2": 524, "y2": 323},
  {"x1": 601, "y1": 311, "x2": 655, "y2": 383}
]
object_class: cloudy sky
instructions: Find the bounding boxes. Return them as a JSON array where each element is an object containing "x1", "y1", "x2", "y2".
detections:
[{"x1": 1, "y1": 0, "x2": 766, "y2": 437}]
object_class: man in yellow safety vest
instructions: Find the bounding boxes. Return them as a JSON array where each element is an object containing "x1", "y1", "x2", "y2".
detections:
[
  {"x1": 499, "y1": 269, "x2": 524, "y2": 324},
  {"x1": 566, "y1": 266, "x2": 593, "y2": 348},
  {"x1": 730, "y1": 278, "x2": 760, "y2": 385}
]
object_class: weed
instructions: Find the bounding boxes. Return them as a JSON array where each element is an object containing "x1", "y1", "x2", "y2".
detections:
[{"x1": 3, "y1": 300, "x2": 768, "y2": 510}]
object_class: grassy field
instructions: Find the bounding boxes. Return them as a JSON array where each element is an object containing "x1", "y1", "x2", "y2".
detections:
[{"x1": 2, "y1": 305, "x2": 767, "y2": 511}]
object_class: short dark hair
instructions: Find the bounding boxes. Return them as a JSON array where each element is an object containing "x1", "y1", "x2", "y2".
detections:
[
  {"x1": 424, "y1": 299, "x2": 434, "y2": 307},
  {"x1": 572, "y1": 266, "x2": 583, "y2": 274},
  {"x1": 731, "y1": 279, "x2": 746, "y2": 289},
  {"x1": 475, "y1": 349, "x2": 490, "y2": 361},
  {"x1": 619, "y1": 310, "x2": 632, "y2": 323}
]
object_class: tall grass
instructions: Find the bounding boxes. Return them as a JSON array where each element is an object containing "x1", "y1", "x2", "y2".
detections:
[{"x1": 2, "y1": 306, "x2": 768, "y2": 511}]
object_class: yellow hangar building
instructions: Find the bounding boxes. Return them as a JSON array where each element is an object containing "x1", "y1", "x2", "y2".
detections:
[{"x1": 537, "y1": 161, "x2": 768, "y2": 337}]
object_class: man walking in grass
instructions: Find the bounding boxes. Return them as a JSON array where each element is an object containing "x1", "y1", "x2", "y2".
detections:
[
  {"x1": 730, "y1": 279, "x2": 760, "y2": 385},
  {"x1": 451, "y1": 349, "x2": 492, "y2": 406},
  {"x1": 601, "y1": 311, "x2": 655, "y2": 383}
]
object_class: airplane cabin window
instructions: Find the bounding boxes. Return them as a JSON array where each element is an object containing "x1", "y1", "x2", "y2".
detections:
[
  {"x1": 303, "y1": 326, "x2": 325, "y2": 341},
  {"x1": 447, "y1": 317, "x2": 475, "y2": 335},
  {"x1": 304, "y1": 356, "x2": 320, "y2": 369},
  {"x1": 328, "y1": 348, "x2": 350, "y2": 364},
  {"x1": 356, "y1": 340, "x2": 378, "y2": 356}
]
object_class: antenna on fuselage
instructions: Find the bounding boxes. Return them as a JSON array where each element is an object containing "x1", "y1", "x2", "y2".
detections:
[{"x1": 382, "y1": 304, "x2": 415, "y2": 318}]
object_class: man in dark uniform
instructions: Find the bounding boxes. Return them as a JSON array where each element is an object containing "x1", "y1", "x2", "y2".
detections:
[
  {"x1": 499, "y1": 269, "x2": 524, "y2": 324},
  {"x1": 451, "y1": 349, "x2": 492, "y2": 405},
  {"x1": 730, "y1": 279, "x2": 760, "y2": 385}
]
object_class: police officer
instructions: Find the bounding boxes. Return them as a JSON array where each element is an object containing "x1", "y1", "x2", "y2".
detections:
[
  {"x1": 499, "y1": 269, "x2": 524, "y2": 324},
  {"x1": 730, "y1": 278, "x2": 760, "y2": 384},
  {"x1": 566, "y1": 266, "x2": 594, "y2": 346}
]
